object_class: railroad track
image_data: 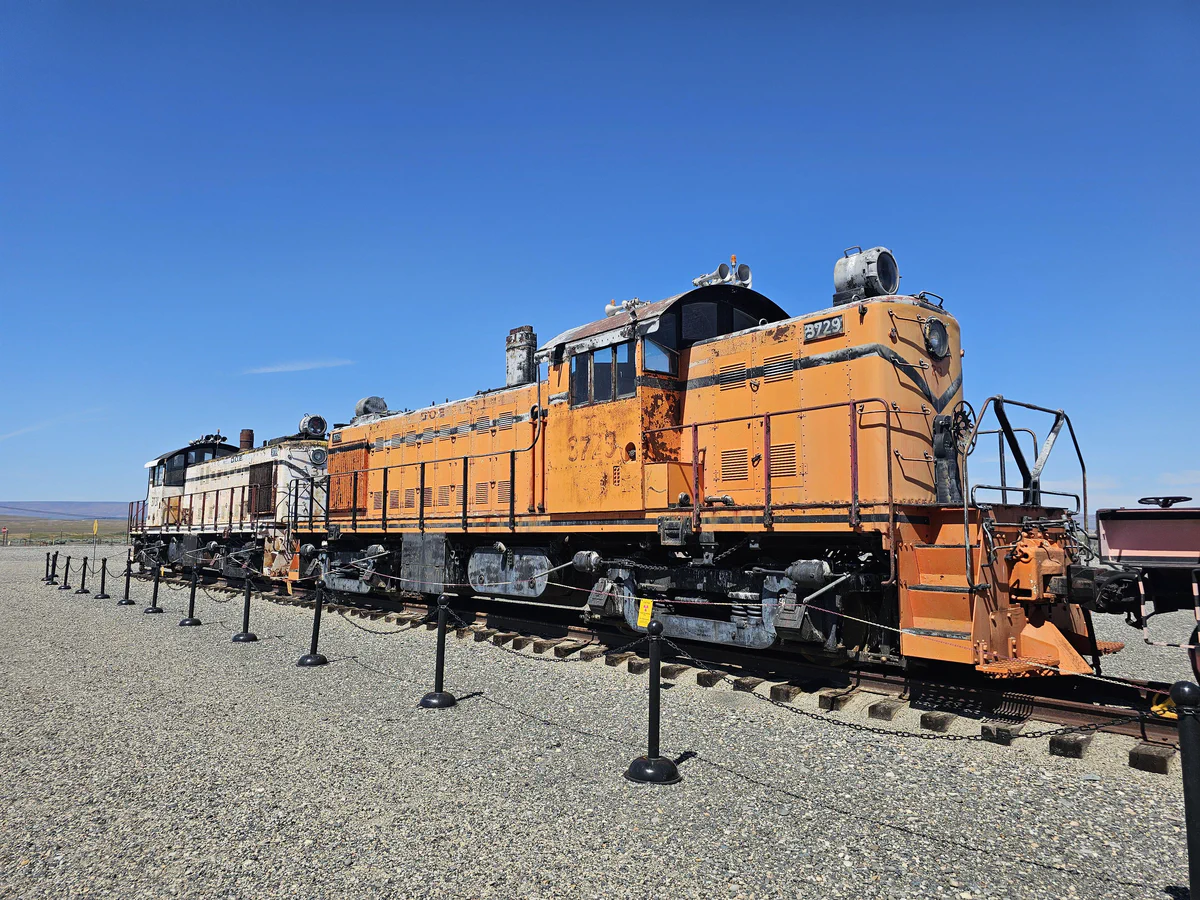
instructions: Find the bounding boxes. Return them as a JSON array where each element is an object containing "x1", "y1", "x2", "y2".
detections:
[{"x1": 137, "y1": 569, "x2": 1180, "y2": 748}]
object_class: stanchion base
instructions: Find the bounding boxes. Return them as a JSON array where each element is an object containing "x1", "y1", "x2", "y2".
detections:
[
  {"x1": 117, "y1": 598, "x2": 135, "y2": 606},
  {"x1": 75, "y1": 588, "x2": 91, "y2": 595},
  {"x1": 179, "y1": 617, "x2": 202, "y2": 627},
  {"x1": 58, "y1": 584, "x2": 72, "y2": 591},
  {"x1": 297, "y1": 653, "x2": 328, "y2": 667},
  {"x1": 94, "y1": 593, "x2": 110, "y2": 600},
  {"x1": 419, "y1": 691, "x2": 457, "y2": 709},
  {"x1": 232, "y1": 632, "x2": 258, "y2": 643},
  {"x1": 46, "y1": 579, "x2": 58, "y2": 585},
  {"x1": 144, "y1": 606, "x2": 165, "y2": 614},
  {"x1": 624, "y1": 755, "x2": 682, "y2": 785}
]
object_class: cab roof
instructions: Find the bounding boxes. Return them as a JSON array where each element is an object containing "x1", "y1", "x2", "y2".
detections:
[{"x1": 536, "y1": 284, "x2": 789, "y2": 359}]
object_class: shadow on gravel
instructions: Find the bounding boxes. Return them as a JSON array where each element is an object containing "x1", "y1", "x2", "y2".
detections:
[{"x1": 1162, "y1": 887, "x2": 1188, "y2": 899}]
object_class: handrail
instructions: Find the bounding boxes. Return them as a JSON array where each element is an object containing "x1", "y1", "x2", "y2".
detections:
[
  {"x1": 643, "y1": 396, "x2": 899, "y2": 585},
  {"x1": 961, "y1": 395, "x2": 1088, "y2": 592},
  {"x1": 319, "y1": 408, "x2": 544, "y2": 530}
]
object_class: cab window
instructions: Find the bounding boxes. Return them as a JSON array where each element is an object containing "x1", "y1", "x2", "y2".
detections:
[
  {"x1": 571, "y1": 341, "x2": 636, "y2": 405},
  {"x1": 615, "y1": 342, "x2": 636, "y2": 397},
  {"x1": 682, "y1": 302, "x2": 718, "y2": 343}
]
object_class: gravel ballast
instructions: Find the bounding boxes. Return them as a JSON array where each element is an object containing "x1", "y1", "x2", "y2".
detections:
[{"x1": 0, "y1": 545, "x2": 1192, "y2": 899}]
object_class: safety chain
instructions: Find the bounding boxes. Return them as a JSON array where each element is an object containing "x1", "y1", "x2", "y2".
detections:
[
  {"x1": 662, "y1": 637, "x2": 1147, "y2": 743},
  {"x1": 442, "y1": 605, "x2": 648, "y2": 663}
]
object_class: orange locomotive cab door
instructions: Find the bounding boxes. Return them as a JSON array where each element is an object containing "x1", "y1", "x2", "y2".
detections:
[{"x1": 546, "y1": 339, "x2": 644, "y2": 515}]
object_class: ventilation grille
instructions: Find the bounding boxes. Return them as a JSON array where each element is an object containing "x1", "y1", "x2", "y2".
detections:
[
  {"x1": 371, "y1": 491, "x2": 383, "y2": 510},
  {"x1": 475, "y1": 482, "x2": 489, "y2": 504},
  {"x1": 497, "y1": 411, "x2": 514, "y2": 430},
  {"x1": 439, "y1": 423, "x2": 455, "y2": 438},
  {"x1": 423, "y1": 487, "x2": 433, "y2": 508},
  {"x1": 420, "y1": 429, "x2": 435, "y2": 442},
  {"x1": 457, "y1": 422, "x2": 470, "y2": 435},
  {"x1": 720, "y1": 448, "x2": 749, "y2": 481},
  {"x1": 373, "y1": 438, "x2": 385, "y2": 451},
  {"x1": 612, "y1": 465, "x2": 621, "y2": 486},
  {"x1": 497, "y1": 480, "x2": 512, "y2": 504},
  {"x1": 763, "y1": 354, "x2": 794, "y2": 383},
  {"x1": 476, "y1": 416, "x2": 491, "y2": 431},
  {"x1": 389, "y1": 489, "x2": 400, "y2": 509},
  {"x1": 769, "y1": 443, "x2": 798, "y2": 479},
  {"x1": 405, "y1": 433, "x2": 417, "y2": 445},
  {"x1": 389, "y1": 434, "x2": 403, "y2": 449},
  {"x1": 718, "y1": 362, "x2": 747, "y2": 390},
  {"x1": 404, "y1": 489, "x2": 416, "y2": 509},
  {"x1": 437, "y1": 484, "x2": 453, "y2": 506}
]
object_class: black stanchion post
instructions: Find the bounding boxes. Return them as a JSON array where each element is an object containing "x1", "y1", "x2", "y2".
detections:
[
  {"x1": 232, "y1": 578, "x2": 257, "y2": 642},
  {"x1": 625, "y1": 620, "x2": 681, "y2": 785},
  {"x1": 94, "y1": 558, "x2": 111, "y2": 600},
  {"x1": 43, "y1": 552, "x2": 51, "y2": 583},
  {"x1": 1172, "y1": 681, "x2": 1200, "y2": 895},
  {"x1": 58, "y1": 556, "x2": 72, "y2": 591},
  {"x1": 179, "y1": 566, "x2": 201, "y2": 627},
  {"x1": 118, "y1": 551, "x2": 135, "y2": 605},
  {"x1": 144, "y1": 565, "x2": 164, "y2": 614},
  {"x1": 75, "y1": 557, "x2": 91, "y2": 595},
  {"x1": 48, "y1": 551, "x2": 59, "y2": 585},
  {"x1": 419, "y1": 595, "x2": 456, "y2": 708},
  {"x1": 297, "y1": 583, "x2": 328, "y2": 667}
]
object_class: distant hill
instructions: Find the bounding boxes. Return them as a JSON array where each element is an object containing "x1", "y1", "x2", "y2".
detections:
[{"x1": 0, "y1": 501, "x2": 128, "y2": 520}]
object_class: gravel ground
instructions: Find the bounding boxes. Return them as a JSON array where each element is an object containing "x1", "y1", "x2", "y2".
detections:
[
  {"x1": 1092, "y1": 608, "x2": 1196, "y2": 685},
  {"x1": 0, "y1": 545, "x2": 1191, "y2": 899}
]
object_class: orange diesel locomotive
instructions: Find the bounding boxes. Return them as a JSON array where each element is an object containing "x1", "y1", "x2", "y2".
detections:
[{"x1": 288, "y1": 248, "x2": 1116, "y2": 678}]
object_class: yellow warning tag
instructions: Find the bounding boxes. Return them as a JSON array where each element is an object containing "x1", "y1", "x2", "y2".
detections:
[{"x1": 637, "y1": 598, "x2": 653, "y2": 628}]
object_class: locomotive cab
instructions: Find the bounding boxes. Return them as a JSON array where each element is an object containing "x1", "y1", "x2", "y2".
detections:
[{"x1": 141, "y1": 437, "x2": 238, "y2": 528}]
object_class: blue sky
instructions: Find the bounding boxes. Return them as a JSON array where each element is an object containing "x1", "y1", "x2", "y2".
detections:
[{"x1": 1, "y1": 1, "x2": 1196, "y2": 510}]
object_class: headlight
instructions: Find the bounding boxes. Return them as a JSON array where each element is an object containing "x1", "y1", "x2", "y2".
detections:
[
  {"x1": 309, "y1": 447, "x2": 328, "y2": 466},
  {"x1": 923, "y1": 317, "x2": 950, "y2": 359}
]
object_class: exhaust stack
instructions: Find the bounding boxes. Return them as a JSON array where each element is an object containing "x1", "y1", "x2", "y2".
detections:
[
  {"x1": 506, "y1": 326, "x2": 537, "y2": 387},
  {"x1": 240, "y1": 429, "x2": 254, "y2": 451}
]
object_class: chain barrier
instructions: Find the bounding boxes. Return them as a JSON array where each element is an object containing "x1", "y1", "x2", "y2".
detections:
[{"x1": 661, "y1": 637, "x2": 1148, "y2": 743}]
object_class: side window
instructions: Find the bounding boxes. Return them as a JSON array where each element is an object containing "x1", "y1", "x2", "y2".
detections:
[
  {"x1": 732, "y1": 308, "x2": 758, "y2": 332},
  {"x1": 155, "y1": 463, "x2": 166, "y2": 486},
  {"x1": 655, "y1": 312, "x2": 678, "y2": 350},
  {"x1": 570, "y1": 354, "x2": 590, "y2": 406},
  {"x1": 187, "y1": 450, "x2": 197, "y2": 465},
  {"x1": 593, "y1": 347, "x2": 614, "y2": 403},
  {"x1": 616, "y1": 342, "x2": 636, "y2": 397},
  {"x1": 682, "y1": 301, "x2": 719, "y2": 344},
  {"x1": 643, "y1": 338, "x2": 678, "y2": 376}
]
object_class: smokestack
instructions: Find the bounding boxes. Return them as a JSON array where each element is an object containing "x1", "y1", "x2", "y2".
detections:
[
  {"x1": 506, "y1": 326, "x2": 537, "y2": 387},
  {"x1": 240, "y1": 429, "x2": 254, "y2": 451}
]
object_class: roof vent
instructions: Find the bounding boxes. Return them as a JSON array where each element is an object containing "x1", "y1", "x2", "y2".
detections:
[{"x1": 354, "y1": 396, "x2": 388, "y2": 418}]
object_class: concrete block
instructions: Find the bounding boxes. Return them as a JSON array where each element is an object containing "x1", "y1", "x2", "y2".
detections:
[
  {"x1": 660, "y1": 664, "x2": 692, "y2": 680},
  {"x1": 1049, "y1": 733, "x2": 1093, "y2": 759},
  {"x1": 1129, "y1": 742, "x2": 1174, "y2": 775},
  {"x1": 818, "y1": 690, "x2": 853, "y2": 711},
  {"x1": 981, "y1": 723, "x2": 1024, "y2": 745},
  {"x1": 920, "y1": 711, "x2": 956, "y2": 733},
  {"x1": 868, "y1": 700, "x2": 904, "y2": 721},
  {"x1": 770, "y1": 684, "x2": 804, "y2": 703}
]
